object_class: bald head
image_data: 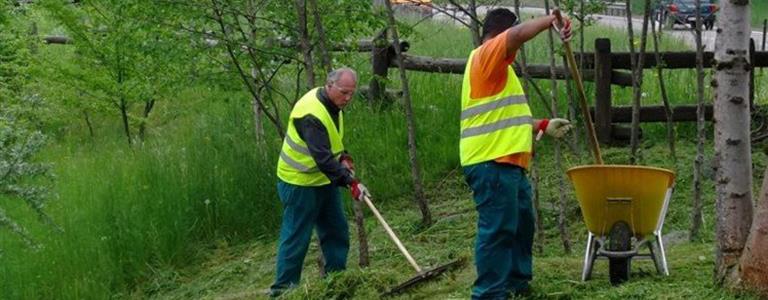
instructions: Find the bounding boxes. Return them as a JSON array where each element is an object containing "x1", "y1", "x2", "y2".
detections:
[{"x1": 325, "y1": 67, "x2": 358, "y2": 109}]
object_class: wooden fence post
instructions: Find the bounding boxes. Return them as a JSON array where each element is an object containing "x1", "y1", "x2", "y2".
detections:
[
  {"x1": 369, "y1": 29, "x2": 390, "y2": 104},
  {"x1": 595, "y1": 38, "x2": 613, "y2": 144}
]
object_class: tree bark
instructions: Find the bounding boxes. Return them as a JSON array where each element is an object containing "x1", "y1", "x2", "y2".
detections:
[
  {"x1": 563, "y1": 55, "x2": 580, "y2": 156},
  {"x1": 514, "y1": 0, "x2": 526, "y2": 91},
  {"x1": 384, "y1": 0, "x2": 432, "y2": 226},
  {"x1": 714, "y1": 0, "x2": 753, "y2": 285},
  {"x1": 690, "y1": 0, "x2": 705, "y2": 241},
  {"x1": 467, "y1": 0, "x2": 481, "y2": 47},
  {"x1": 353, "y1": 201, "x2": 370, "y2": 267},
  {"x1": 251, "y1": 68, "x2": 264, "y2": 143},
  {"x1": 628, "y1": 0, "x2": 650, "y2": 164},
  {"x1": 308, "y1": 0, "x2": 332, "y2": 73},
  {"x1": 295, "y1": 0, "x2": 315, "y2": 87},
  {"x1": 531, "y1": 165, "x2": 544, "y2": 255},
  {"x1": 119, "y1": 97, "x2": 132, "y2": 146},
  {"x1": 138, "y1": 98, "x2": 155, "y2": 142},
  {"x1": 738, "y1": 166, "x2": 768, "y2": 296},
  {"x1": 544, "y1": 0, "x2": 571, "y2": 254},
  {"x1": 82, "y1": 109, "x2": 94, "y2": 138}
]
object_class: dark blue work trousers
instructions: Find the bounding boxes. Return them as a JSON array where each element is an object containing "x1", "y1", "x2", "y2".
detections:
[
  {"x1": 464, "y1": 162, "x2": 535, "y2": 300},
  {"x1": 270, "y1": 180, "x2": 350, "y2": 293}
]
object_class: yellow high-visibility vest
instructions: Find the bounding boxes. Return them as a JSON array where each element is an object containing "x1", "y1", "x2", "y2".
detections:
[
  {"x1": 277, "y1": 88, "x2": 344, "y2": 186},
  {"x1": 460, "y1": 49, "x2": 532, "y2": 166}
]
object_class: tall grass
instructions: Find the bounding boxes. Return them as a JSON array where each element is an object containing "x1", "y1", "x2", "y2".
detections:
[{"x1": 0, "y1": 88, "x2": 282, "y2": 299}]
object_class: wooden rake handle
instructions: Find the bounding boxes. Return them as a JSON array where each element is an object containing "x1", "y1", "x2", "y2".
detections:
[
  {"x1": 362, "y1": 195, "x2": 423, "y2": 273},
  {"x1": 553, "y1": 9, "x2": 604, "y2": 165}
]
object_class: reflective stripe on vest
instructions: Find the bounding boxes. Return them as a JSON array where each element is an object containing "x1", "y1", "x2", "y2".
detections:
[
  {"x1": 276, "y1": 88, "x2": 345, "y2": 186},
  {"x1": 459, "y1": 49, "x2": 533, "y2": 166}
]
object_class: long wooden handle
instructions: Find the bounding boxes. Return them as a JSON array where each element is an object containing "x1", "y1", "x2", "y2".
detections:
[
  {"x1": 362, "y1": 195, "x2": 423, "y2": 273},
  {"x1": 553, "y1": 9, "x2": 604, "y2": 165}
]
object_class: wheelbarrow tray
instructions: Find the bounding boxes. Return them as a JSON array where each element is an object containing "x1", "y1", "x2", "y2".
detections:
[{"x1": 566, "y1": 165, "x2": 675, "y2": 238}]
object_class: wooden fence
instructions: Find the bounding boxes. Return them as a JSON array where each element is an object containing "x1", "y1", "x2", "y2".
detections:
[{"x1": 369, "y1": 36, "x2": 768, "y2": 143}]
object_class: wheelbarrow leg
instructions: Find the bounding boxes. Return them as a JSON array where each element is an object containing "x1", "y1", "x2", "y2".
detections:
[
  {"x1": 655, "y1": 233, "x2": 669, "y2": 276},
  {"x1": 647, "y1": 237, "x2": 666, "y2": 276},
  {"x1": 582, "y1": 232, "x2": 597, "y2": 281}
]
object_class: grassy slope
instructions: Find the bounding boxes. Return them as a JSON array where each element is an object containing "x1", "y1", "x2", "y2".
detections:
[
  {"x1": 142, "y1": 16, "x2": 767, "y2": 300},
  {"x1": 144, "y1": 158, "x2": 758, "y2": 300}
]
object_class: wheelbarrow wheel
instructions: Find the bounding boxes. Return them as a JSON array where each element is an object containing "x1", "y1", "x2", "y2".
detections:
[{"x1": 608, "y1": 221, "x2": 632, "y2": 285}]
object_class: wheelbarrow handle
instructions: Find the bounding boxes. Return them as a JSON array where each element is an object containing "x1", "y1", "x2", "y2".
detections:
[{"x1": 362, "y1": 195, "x2": 423, "y2": 273}]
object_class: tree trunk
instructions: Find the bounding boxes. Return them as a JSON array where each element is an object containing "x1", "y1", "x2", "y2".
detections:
[
  {"x1": 251, "y1": 68, "x2": 264, "y2": 143},
  {"x1": 738, "y1": 166, "x2": 768, "y2": 296},
  {"x1": 353, "y1": 201, "x2": 370, "y2": 267},
  {"x1": 468, "y1": 0, "x2": 481, "y2": 47},
  {"x1": 713, "y1": 0, "x2": 753, "y2": 285},
  {"x1": 544, "y1": 0, "x2": 571, "y2": 254},
  {"x1": 119, "y1": 97, "x2": 132, "y2": 146},
  {"x1": 563, "y1": 55, "x2": 580, "y2": 156},
  {"x1": 82, "y1": 109, "x2": 95, "y2": 138},
  {"x1": 690, "y1": 0, "x2": 705, "y2": 241},
  {"x1": 316, "y1": 240, "x2": 325, "y2": 277},
  {"x1": 650, "y1": 11, "x2": 676, "y2": 162},
  {"x1": 514, "y1": 0, "x2": 526, "y2": 91},
  {"x1": 531, "y1": 165, "x2": 544, "y2": 255},
  {"x1": 384, "y1": 0, "x2": 432, "y2": 226},
  {"x1": 628, "y1": 0, "x2": 651, "y2": 164},
  {"x1": 138, "y1": 98, "x2": 155, "y2": 142},
  {"x1": 308, "y1": 0, "x2": 332, "y2": 73},
  {"x1": 579, "y1": 0, "x2": 585, "y2": 74},
  {"x1": 29, "y1": 22, "x2": 38, "y2": 55},
  {"x1": 295, "y1": 0, "x2": 315, "y2": 87}
]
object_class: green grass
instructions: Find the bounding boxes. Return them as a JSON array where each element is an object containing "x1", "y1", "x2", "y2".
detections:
[{"x1": 2, "y1": 10, "x2": 767, "y2": 300}]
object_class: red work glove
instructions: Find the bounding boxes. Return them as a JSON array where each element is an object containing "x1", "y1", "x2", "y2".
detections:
[
  {"x1": 339, "y1": 153, "x2": 355, "y2": 175},
  {"x1": 349, "y1": 180, "x2": 370, "y2": 202}
]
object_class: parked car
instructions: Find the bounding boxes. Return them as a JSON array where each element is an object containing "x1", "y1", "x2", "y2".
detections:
[{"x1": 656, "y1": 0, "x2": 718, "y2": 30}]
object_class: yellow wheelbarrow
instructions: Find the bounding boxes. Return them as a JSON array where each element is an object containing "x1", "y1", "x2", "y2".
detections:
[{"x1": 567, "y1": 165, "x2": 675, "y2": 285}]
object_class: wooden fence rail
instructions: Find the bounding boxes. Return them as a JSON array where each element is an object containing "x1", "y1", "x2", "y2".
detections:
[{"x1": 373, "y1": 37, "x2": 766, "y2": 143}]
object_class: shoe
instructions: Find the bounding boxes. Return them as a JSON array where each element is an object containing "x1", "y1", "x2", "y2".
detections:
[{"x1": 511, "y1": 285, "x2": 532, "y2": 298}]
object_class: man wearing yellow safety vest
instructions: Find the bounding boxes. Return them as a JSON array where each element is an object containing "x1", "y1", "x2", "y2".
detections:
[
  {"x1": 461, "y1": 9, "x2": 573, "y2": 299},
  {"x1": 270, "y1": 68, "x2": 370, "y2": 296}
]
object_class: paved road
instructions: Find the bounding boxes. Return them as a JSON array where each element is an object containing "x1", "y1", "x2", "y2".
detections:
[{"x1": 431, "y1": 6, "x2": 766, "y2": 51}]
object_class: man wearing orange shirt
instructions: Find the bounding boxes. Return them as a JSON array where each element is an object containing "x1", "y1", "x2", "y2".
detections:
[{"x1": 460, "y1": 8, "x2": 572, "y2": 299}]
